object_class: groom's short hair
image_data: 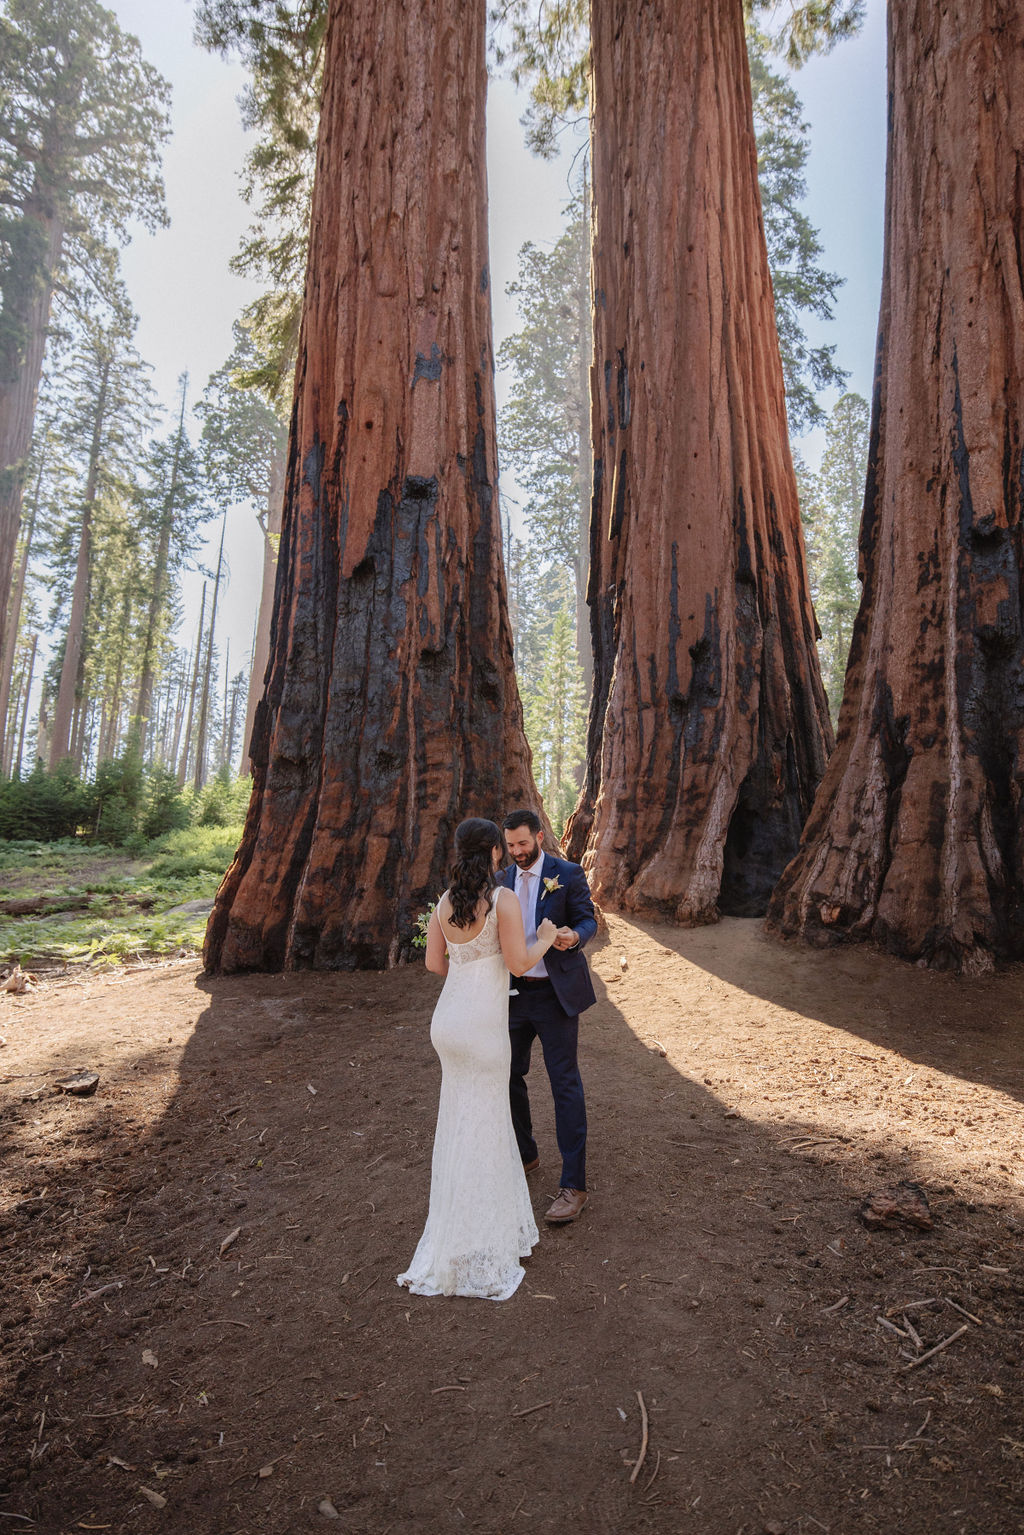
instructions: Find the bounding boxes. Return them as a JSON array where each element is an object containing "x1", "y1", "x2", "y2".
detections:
[{"x1": 503, "y1": 808, "x2": 542, "y2": 835}]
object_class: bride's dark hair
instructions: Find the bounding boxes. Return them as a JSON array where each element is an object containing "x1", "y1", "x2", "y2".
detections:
[{"x1": 448, "y1": 818, "x2": 502, "y2": 928}]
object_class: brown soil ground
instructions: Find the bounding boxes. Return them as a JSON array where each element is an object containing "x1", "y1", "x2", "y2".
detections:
[{"x1": 1, "y1": 914, "x2": 1023, "y2": 1535}]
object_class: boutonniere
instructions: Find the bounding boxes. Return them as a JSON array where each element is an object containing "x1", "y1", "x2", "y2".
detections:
[{"x1": 542, "y1": 876, "x2": 562, "y2": 895}]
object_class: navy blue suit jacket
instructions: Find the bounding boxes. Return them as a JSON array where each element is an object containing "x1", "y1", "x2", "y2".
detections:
[{"x1": 503, "y1": 851, "x2": 598, "y2": 1017}]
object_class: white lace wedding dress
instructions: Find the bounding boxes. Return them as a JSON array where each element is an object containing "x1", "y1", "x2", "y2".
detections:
[{"x1": 397, "y1": 893, "x2": 539, "y2": 1300}]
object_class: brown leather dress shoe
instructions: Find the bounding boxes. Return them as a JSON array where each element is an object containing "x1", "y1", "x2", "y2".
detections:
[
  {"x1": 522, "y1": 1156, "x2": 540, "y2": 1174},
  {"x1": 544, "y1": 1187, "x2": 588, "y2": 1224}
]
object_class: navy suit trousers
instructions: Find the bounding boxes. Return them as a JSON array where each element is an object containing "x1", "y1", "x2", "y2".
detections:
[{"x1": 509, "y1": 980, "x2": 587, "y2": 1192}]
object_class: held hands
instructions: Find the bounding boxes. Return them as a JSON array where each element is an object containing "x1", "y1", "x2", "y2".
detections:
[
  {"x1": 537, "y1": 917, "x2": 558, "y2": 951},
  {"x1": 552, "y1": 925, "x2": 579, "y2": 950}
]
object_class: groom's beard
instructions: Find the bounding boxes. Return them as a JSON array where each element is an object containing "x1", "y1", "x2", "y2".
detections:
[{"x1": 509, "y1": 842, "x2": 540, "y2": 869}]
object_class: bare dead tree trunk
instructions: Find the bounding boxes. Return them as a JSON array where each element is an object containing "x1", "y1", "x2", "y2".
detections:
[
  {"x1": 242, "y1": 445, "x2": 284, "y2": 771},
  {"x1": 226, "y1": 667, "x2": 242, "y2": 773},
  {"x1": 49, "y1": 355, "x2": 110, "y2": 767},
  {"x1": 193, "y1": 513, "x2": 226, "y2": 793},
  {"x1": 177, "y1": 583, "x2": 206, "y2": 788},
  {"x1": 167, "y1": 663, "x2": 187, "y2": 770},
  {"x1": 205, "y1": 0, "x2": 538, "y2": 973},
  {"x1": 565, "y1": 0, "x2": 832, "y2": 922},
  {"x1": 220, "y1": 637, "x2": 230, "y2": 770},
  {"x1": 768, "y1": 0, "x2": 1024, "y2": 974}
]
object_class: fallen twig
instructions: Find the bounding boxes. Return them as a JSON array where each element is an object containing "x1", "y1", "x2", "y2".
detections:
[
  {"x1": 629, "y1": 1390, "x2": 649, "y2": 1486},
  {"x1": 511, "y1": 1400, "x2": 553, "y2": 1418},
  {"x1": 901, "y1": 1315, "x2": 923, "y2": 1351},
  {"x1": 902, "y1": 1324, "x2": 968, "y2": 1371},
  {"x1": 70, "y1": 1281, "x2": 123, "y2": 1309},
  {"x1": 877, "y1": 1316, "x2": 908, "y2": 1339},
  {"x1": 430, "y1": 1386, "x2": 466, "y2": 1394},
  {"x1": 218, "y1": 1227, "x2": 241, "y2": 1258},
  {"x1": 197, "y1": 1319, "x2": 252, "y2": 1329},
  {"x1": 822, "y1": 1295, "x2": 850, "y2": 1315},
  {"x1": 227, "y1": 1449, "x2": 292, "y2": 1488},
  {"x1": 894, "y1": 1409, "x2": 932, "y2": 1450},
  {"x1": 642, "y1": 1448, "x2": 661, "y2": 1492},
  {"x1": 945, "y1": 1297, "x2": 983, "y2": 1326}
]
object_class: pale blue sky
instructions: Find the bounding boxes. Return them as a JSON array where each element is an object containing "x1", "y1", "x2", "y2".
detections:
[{"x1": 104, "y1": 0, "x2": 887, "y2": 708}]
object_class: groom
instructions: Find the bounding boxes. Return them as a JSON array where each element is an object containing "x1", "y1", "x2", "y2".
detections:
[{"x1": 501, "y1": 809, "x2": 597, "y2": 1225}]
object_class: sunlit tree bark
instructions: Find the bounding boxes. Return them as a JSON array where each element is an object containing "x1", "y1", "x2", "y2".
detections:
[
  {"x1": 565, "y1": 0, "x2": 832, "y2": 921},
  {"x1": 206, "y1": 0, "x2": 537, "y2": 971},
  {"x1": 769, "y1": 0, "x2": 1024, "y2": 973}
]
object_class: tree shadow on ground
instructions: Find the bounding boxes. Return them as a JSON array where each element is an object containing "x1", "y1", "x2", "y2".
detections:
[
  {"x1": 0, "y1": 943, "x2": 1022, "y2": 1534},
  {"x1": 622, "y1": 912, "x2": 1024, "y2": 1108}
]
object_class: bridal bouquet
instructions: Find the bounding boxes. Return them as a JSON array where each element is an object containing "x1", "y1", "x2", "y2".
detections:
[{"x1": 411, "y1": 900, "x2": 438, "y2": 949}]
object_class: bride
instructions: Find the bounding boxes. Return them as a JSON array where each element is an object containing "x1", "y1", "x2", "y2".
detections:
[{"x1": 398, "y1": 818, "x2": 557, "y2": 1301}]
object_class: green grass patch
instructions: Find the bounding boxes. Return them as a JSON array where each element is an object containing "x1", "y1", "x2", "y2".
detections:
[{"x1": 0, "y1": 824, "x2": 245, "y2": 967}]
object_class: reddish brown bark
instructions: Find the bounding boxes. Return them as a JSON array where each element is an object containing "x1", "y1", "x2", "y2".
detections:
[
  {"x1": 565, "y1": 0, "x2": 832, "y2": 922},
  {"x1": 205, "y1": 0, "x2": 537, "y2": 972},
  {"x1": 768, "y1": 1, "x2": 1024, "y2": 974}
]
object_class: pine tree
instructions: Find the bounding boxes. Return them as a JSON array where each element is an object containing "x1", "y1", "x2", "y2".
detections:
[
  {"x1": 43, "y1": 307, "x2": 156, "y2": 766},
  {"x1": 0, "y1": 0, "x2": 169, "y2": 631},
  {"x1": 131, "y1": 375, "x2": 210, "y2": 752},
  {"x1": 524, "y1": 604, "x2": 586, "y2": 834},
  {"x1": 498, "y1": 190, "x2": 592, "y2": 683},
  {"x1": 197, "y1": 325, "x2": 287, "y2": 766},
  {"x1": 748, "y1": 28, "x2": 846, "y2": 431},
  {"x1": 806, "y1": 393, "x2": 867, "y2": 720},
  {"x1": 194, "y1": 2, "x2": 326, "y2": 401}
]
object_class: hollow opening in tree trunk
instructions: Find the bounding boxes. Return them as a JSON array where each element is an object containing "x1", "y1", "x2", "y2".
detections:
[{"x1": 719, "y1": 741, "x2": 804, "y2": 918}]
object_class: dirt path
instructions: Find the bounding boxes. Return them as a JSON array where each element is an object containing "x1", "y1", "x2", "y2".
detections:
[{"x1": 1, "y1": 916, "x2": 1022, "y2": 1534}]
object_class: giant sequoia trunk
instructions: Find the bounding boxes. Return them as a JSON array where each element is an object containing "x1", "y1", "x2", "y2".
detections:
[
  {"x1": 205, "y1": 0, "x2": 537, "y2": 972},
  {"x1": 768, "y1": 1, "x2": 1024, "y2": 974},
  {"x1": 565, "y1": 0, "x2": 832, "y2": 921}
]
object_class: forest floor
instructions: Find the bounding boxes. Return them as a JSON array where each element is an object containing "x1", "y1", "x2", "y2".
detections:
[{"x1": 1, "y1": 914, "x2": 1023, "y2": 1535}]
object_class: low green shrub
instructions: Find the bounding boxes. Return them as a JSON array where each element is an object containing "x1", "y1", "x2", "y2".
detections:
[
  {"x1": 146, "y1": 823, "x2": 243, "y2": 883},
  {"x1": 0, "y1": 761, "x2": 92, "y2": 841},
  {"x1": 0, "y1": 761, "x2": 251, "y2": 849}
]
